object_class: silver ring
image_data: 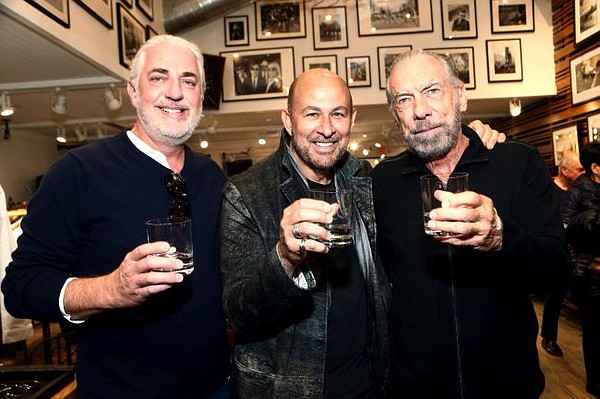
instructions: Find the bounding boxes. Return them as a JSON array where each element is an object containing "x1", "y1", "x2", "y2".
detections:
[
  {"x1": 299, "y1": 238, "x2": 307, "y2": 253},
  {"x1": 292, "y1": 224, "x2": 302, "y2": 239}
]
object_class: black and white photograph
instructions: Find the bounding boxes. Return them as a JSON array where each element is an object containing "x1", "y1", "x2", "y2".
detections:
[
  {"x1": 441, "y1": 0, "x2": 477, "y2": 39},
  {"x1": 427, "y1": 47, "x2": 475, "y2": 89},
  {"x1": 136, "y1": 0, "x2": 153, "y2": 21},
  {"x1": 491, "y1": 0, "x2": 534, "y2": 33},
  {"x1": 575, "y1": 0, "x2": 600, "y2": 44},
  {"x1": 312, "y1": 6, "x2": 348, "y2": 50},
  {"x1": 74, "y1": 0, "x2": 113, "y2": 28},
  {"x1": 486, "y1": 38, "x2": 523, "y2": 82},
  {"x1": 356, "y1": 0, "x2": 433, "y2": 36},
  {"x1": 25, "y1": 0, "x2": 70, "y2": 28},
  {"x1": 377, "y1": 45, "x2": 412, "y2": 89},
  {"x1": 570, "y1": 45, "x2": 600, "y2": 104},
  {"x1": 552, "y1": 126, "x2": 579, "y2": 166},
  {"x1": 255, "y1": 0, "x2": 306, "y2": 40},
  {"x1": 117, "y1": 3, "x2": 146, "y2": 69},
  {"x1": 224, "y1": 15, "x2": 249, "y2": 47},
  {"x1": 345, "y1": 56, "x2": 371, "y2": 88},
  {"x1": 220, "y1": 47, "x2": 295, "y2": 101},
  {"x1": 303, "y1": 55, "x2": 338, "y2": 73}
]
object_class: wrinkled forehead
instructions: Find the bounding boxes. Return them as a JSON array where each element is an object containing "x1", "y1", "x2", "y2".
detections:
[{"x1": 389, "y1": 55, "x2": 447, "y2": 91}]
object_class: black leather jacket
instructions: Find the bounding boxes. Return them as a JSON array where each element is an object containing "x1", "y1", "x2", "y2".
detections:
[{"x1": 220, "y1": 130, "x2": 390, "y2": 398}]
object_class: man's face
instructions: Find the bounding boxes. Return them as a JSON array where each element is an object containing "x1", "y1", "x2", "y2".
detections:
[
  {"x1": 128, "y1": 43, "x2": 202, "y2": 147},
  {"x1": 388, "y1": 54, "x2": 466, "y2": 161},
  {"x1": 249, "y1": 63, "x2": 260, "y2": 77},
  {"x1": 281, "y1": 70, "x2": 356, "y2": 183},
  {"x1": 562, "y1": 160, "x2": 585, "y2": 185}
]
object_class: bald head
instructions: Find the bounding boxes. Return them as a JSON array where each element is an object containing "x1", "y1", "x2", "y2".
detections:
[{"x1": 287, "y1": 68, "x2": 353, "y2": 111}]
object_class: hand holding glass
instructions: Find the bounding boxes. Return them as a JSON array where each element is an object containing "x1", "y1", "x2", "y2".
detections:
[
  {"x1": 310, "y1": 188, "x2": 353, "y2": 247},
  {"x1": 146, "y1": 217, "x2": 194, "y2": 275},
  {"x1": 420, "y1": 173, "x2": 469, "y2": 236}
]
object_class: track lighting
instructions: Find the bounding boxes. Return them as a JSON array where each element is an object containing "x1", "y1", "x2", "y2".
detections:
[
  {"x1": 52, "y1": 88, "x2": 68, "y2": 115},
  {"x1": 105, "y1": 84, "x2": 122, "y2": 111},
  {"x1": 509, "y1": 98, "x2": 522, "y2": 117},
  {"x1": 0, "y1": 92, "x2": 15, "y2": 117},
  {"x1": 56, "y1": 125, "x2": 66, "y2": 143}
]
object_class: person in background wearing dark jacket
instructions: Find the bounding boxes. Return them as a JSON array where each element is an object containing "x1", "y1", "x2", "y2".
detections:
[
  {"x1": 1, "y1": 35, "x2": 230, "y2": 399},
  {"x1": 372, "y1": 50, "x2": 569, "y2": 398},
  {"x1": 561, "y1": 142, "x2": 600, "y2": 397},
  {"x1": 219, "y1": 68, "x2": 503, "y2": 399},
  {"x1": 540, "y1": 150, "x2": 584, "y2": 357}
]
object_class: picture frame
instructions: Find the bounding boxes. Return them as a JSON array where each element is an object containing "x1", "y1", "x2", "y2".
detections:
[
  {"x1": 345, "y1": 56, "x2": 371, "y2": 88},
  {"x1": 303, "y1": 55, "x2": 338, "y2": 73},
  {"x1": 575, "y1": 0, "x2": 600, "y2": 44},
  {"x1": 377, "y1": 45, "x2": 412, "y2": 89},
  {"x1": 136, "y1": 0, "x2": 153, "y2": 21},
  {"x1": 427, "y1": 47, "x2": 476, "y2": 89},
  {"x1": 255, "y1": 0, "x2": 306, "y2": 41},
  {"x1": 312, "y1": 6, "x2": 348, "y2": 50},
  {"x1": 25, "y1": 0, "x2": 70, "y2": 28},
  {"x1": 356, "y1": 0, "x2": 433, "y2": 36},
  {"x1": 117, "y1": 3, "x2": 146, "y2": 69},
  {"x1": 486, "y1": 38, "x2": 523, "y2": 82},
  {"x1": 441, "y1": 0, "x2": 477, "y2": 40},
  {"x1": 74, "y1": 0, "x2": 113, "y2": 29},
  {"x1": 224, "y1": 15, "x2": 249, "y2": 47},
  {"x1": 552, "y1": 125, "x2": 579, "y2": 166},
  {"x1": 588, "y1": 112, "x2": 600, "y2": 143},
  {"x1": 570, "y1": 45, "x2": 600, "y2": 105},
  {"x1": 491, "y1": 0, "x2": 534, "y2": 33},
  {"x1": 145, "y1": 25, "x2": 158, "y2": 40},
  {"x1": 220, "y1": 47, "x2": 295, "y2": 102},
  {"x1": 202, "y1": 54, "x2": 226, "y2": 111}
]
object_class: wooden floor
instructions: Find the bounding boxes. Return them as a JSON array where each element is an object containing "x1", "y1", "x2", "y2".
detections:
[
  {"x1": 0, "y1": 298, "x2": 595, "y2": 398},
  {"x1": 534, "y1": 297, "x2": 596, "y2": 399}
]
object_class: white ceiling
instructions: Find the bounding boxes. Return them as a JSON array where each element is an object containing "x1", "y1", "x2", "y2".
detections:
[{"x1": 0, "y1": 4, "x2": 539, "y2": 158}]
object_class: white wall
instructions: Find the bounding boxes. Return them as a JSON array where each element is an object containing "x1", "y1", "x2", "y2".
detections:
[{"x1": 183, "y1": 0, "x2": 556, "y2": 115}]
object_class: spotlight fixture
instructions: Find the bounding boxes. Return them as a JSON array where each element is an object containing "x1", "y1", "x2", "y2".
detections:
[
  {"x1": 0, "y1": 92, "x2": 15, "y2": 117},
  {"x1": 52, "y1": 88, "x2": 68, "y2": 115},
  {"x1": 56, "y1": 125, "x2": 67, "y2": 143},
  {"x1": 200, "y1": 140, "x2": 209, "y2": 149},
  {"x1": 509, "y1": 98, "x2": 522, "y2": 117},
  {"x1": 258, "y1": 137, "x2": 266, "y2": 145},
  {"x1": 105, "y1": 84, "x2": 122, "y2": 111}
]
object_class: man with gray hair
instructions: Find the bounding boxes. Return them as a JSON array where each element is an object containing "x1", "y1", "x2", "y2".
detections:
[
  {"x1": 2, "y1": 35, "x2": 230, "y2": 398},
  {"x1": 372, "y1": 50, "x2": 569, "y2": 398}
]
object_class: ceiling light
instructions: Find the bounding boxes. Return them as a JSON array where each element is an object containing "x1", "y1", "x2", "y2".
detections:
[
  {"x1": 200, "y1": 140, "x2": 209, "y2": 149},
  {"x1": 52, "y1": 88, "x2": 68, "y2": 115},
  {"x1": 0, "y1": 92, "x2": 15, "y2": 117},
  {"x1": 258, "y1": 138, "x2": 266, "y2": 145},
  {"x1": 56, "y1": 125, "x2": 66, "y2": 143},
  {"x1": 362, "y1": 148, "x2": 369, "y2": 156},
  {"x1": 105, "y1": 84, "x2": 122, "y2": 111},
  {"x1": 509, "y1": 98, "x2": 521, "y2": 117}
]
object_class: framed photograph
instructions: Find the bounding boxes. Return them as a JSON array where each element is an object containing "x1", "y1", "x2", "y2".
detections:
[
  {"x1": 303, "y1": 55, "x2": 338, "y2": 73},
  {"x1": 377, "y1": 45, "x2": 412, "y2": 89},
  {"x1": 136, "y1": 0, "x2": 153, "y2": 21},
  {"x1": 25, "y1": 0, "x2": 70, "y2": 28},
  {"x1": 570, "y1": 45, "x2": 600, "y2": 105},
  {"x1": 220, "y1": 47, "x2": 295, "y2": 102},
  {"x1": 255, "y1": 0, "x2": 306, "y2": 41},
  {"x1": 491, "y1": 0, "x2": 534, "y2": 33},
  {"x1": 575, "y1": 0, "x2": 600, "y2": 44},
  {"x1": 356, "y1": 0, "x2": 433, "y2": 36},
  {"x1": 74, "y1": 0, "x2": 113, "y2": 28},
  {"x1": 145, "y1": 25, "x2": 158, "y2": 40},
  {"x1": 553, "y1": 126, "x2": 579, "y2": 166},
  {"x1": 346, "y1": 56, "x2": 371, "y2": 88},
  {"x1": 312, "y1": 6, "x2": 348, "y2": 50},
  {"x1": 486, "y1": 39, "x2": 523, "y2": 82},
  {"x1": 427, "y1": 47, "x2": 476, "y2": 89},
  {"x1": 224, "y1": 15, "x2": 249, "y2": 47},
  {"x1": 202, "y1": 54, "x2": 226, "y2": 111},
  {"x1": 117, "y1": 3, "x2": 146, "y2": 69},
  {"x1": 588, "y1": 112, "x2": 600, "y2": 143},
  {"x1": 441, "y1": 0, "x2": 477, "y2": 40}
]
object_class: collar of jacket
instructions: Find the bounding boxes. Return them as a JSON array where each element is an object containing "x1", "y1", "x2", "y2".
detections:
[{"x1": 390, "y1": 124, "x2": 491, "y2": 177}]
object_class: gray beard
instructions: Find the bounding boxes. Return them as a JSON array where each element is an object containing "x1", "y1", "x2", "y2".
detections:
[{"x1": 403, "y1": 109, "x2": 462, "y2": 162}]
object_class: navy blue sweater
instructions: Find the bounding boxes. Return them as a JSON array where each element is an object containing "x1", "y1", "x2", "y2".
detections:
[{"x1": 2, "y1": 132, "x2": 230, "y2": 398}]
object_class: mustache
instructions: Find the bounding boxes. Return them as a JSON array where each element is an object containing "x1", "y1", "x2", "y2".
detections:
[
  {"x1": 409, "y1": 121, "x2": 443, "y2": 134},
  {"x1": 308, "y1": 136, "x2": 341, "y2": 143}
]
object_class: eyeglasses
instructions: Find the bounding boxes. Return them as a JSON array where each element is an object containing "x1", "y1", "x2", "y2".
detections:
[{"x1": 164, "y1": 173, "x2": 191, "y2": 218}]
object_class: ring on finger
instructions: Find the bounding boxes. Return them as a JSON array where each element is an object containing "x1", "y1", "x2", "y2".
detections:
[
  {"x1": 292, "y1": 224, "x2": 302, "y2": 239},
  {"x1": 299, "y1": 238, "x2": 307, "y2": 253}
]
